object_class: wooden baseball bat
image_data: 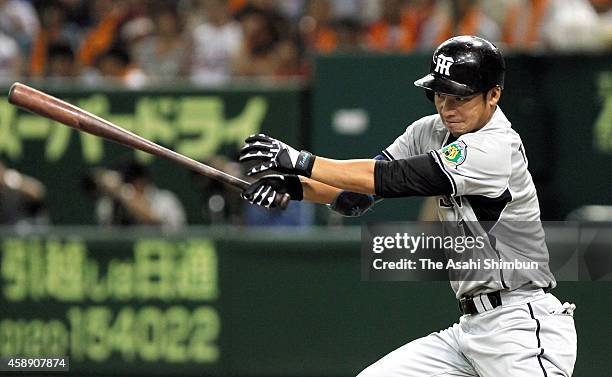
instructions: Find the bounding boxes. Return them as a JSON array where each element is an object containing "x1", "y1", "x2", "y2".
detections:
[{"x1": 7, "y1": 82, "x2": 290, "y2": 209}]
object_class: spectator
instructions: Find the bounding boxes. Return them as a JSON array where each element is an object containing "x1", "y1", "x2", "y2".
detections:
[
  {"x1": 231, "y1": 0, "x2": 291, "y2": 27},
  {"x1": 30, "y1": 1, "x2": 80, "y2": 78},
  {"x1": 501, "y1": 0, "x2": 602, "y2": 52},
  {"x1": 237, "y1": 0, "x2": 276, "y2": 13},
  {"x1": 5, "y1": 0, "x2": 610, "y2": 86},
  {"x1": 46, "y1": 42, "x2": 80, "y2": 79},
  {"x1": 119, "y1": 12, "x2": 154, "y2": 50},
  {"x1": 242, "y1": 0, "x2": 292, "y2": 37},
  {"x1": 232, "y1": 5, "x2": 282, "y2": 77},
  {"x1": 0, "y1": 161, "x2": 48, "y2": 227},
  {"x1": 88, "y1": 46, "x2": 147, "y2": 88},
  {"x1": 299, "y1": 0, "x2": 338, "y2": 54},
  {"x1": 132, "y1": 5, "x2": 188, "y2": 82},
  {"x1": 419, "y1": 0, "x2": 500, "y2": 49},
  {"x1": 54, "y1": 0, "x2": 92, "y2": 30},
  {"x1": 410, "y1": 0, "x2": 439, "y2": 42},
  {"x1": 330, "y1": 0, "x2": 365, "y2": 21},
  {"x1": 276, "y1": 0, "x2": 306, "y2": 22},
  {"x1": 334, "y1": 18, "x2": 365, "y2": 51},
  {"x1": 77, "y1": 0, "x2": 132, "y2": 68},
  {"x1": 592, "y1": 0, "x2": 612, "y2": 48},
  {"x1": 540, "y1": 0, "x2": 602, "y2": 51},
  {"x1": 366, "y1": 0, "x2": 424, "y2": 52},
  {"x1": 0, "y1": 0, "x2": 40, "y2": 61},
  {"x1": 228, "y1": 0, "x2": 248, "y2": 15},
  {"x1": 189, "y1": 0, "x2": 242, "y2": 85},
  {"x1": 274, "y1": 34, "x2": 310, "y2": 78},
  {"x1": 90, "y1": 161, "x2": 186, "y2": 232},
  {"x1": 500, "y1": 0, "x2": 550, "y2": 50},
  {"x1": 0, "y1": 30, "x2": 21, "y2": 84}
]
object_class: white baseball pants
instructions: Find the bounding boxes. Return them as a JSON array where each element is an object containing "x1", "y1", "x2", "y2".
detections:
[{"x1": 357, "y1": 290, "x2": 577, "y2": 377}]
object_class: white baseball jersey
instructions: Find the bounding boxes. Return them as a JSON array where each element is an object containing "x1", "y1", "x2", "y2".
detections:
[{"x1": 382, "y1": 107, "x2": 556, "y2": 298}]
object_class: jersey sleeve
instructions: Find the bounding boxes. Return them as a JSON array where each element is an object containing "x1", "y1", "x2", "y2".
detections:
[
  {"x1": 429, "y1": 135, "x2": 511, "y2": 197},
  {"x1": 374, "y1": 154, "x2": 454, "y2": 198}
]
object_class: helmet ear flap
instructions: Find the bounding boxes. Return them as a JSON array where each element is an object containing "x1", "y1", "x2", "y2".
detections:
[{"x1": 425, "y1": 90, "x2": 435, "y2": 102}]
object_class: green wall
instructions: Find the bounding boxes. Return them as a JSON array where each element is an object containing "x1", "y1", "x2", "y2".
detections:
[{"x1": 1, "y1": 227, "x2": 610, "y2": 376}]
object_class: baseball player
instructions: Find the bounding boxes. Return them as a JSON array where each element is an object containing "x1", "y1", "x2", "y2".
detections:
[{"x1": 239, "y1": 36, "x2": 577, "y2": 376}]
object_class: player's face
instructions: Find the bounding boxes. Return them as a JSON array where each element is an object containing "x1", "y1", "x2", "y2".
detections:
[{"x1": 434, "y1": 88, "x2": 501, "y2": 136}]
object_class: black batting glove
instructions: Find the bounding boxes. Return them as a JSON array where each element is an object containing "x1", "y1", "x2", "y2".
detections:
[
  {"x1": 239, "y1": 134, "x2": 316, "y2": 177},
  {"x1": 242, "y1": 175, "x2": 303, "y2": 209}
]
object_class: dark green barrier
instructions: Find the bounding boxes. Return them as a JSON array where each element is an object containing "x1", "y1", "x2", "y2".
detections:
[
  {"x1": 313, "y1": 53, "x2": 612, "y2": 220},
  {"x1": 0, "y1": 83, "x2": 308, "y2": 225},
  {"x1": 0, "y1": 227, "x2": 610, "y2": 376},
  {"x1": 312, "y1": 54, "x2": 433, "y2": 223}
]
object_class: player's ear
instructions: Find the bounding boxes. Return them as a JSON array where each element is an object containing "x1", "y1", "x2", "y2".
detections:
[{"x1": 487, "y1": 87, "x2": 502, "y2": 107}]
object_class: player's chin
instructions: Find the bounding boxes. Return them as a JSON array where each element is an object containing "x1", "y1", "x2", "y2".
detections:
[{"x1": 444, "y1": 122, "x2": 466, "y2": 135}]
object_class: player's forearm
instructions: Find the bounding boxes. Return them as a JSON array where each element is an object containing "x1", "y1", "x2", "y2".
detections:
[
  {"x1": 310, "y1": 157, "x2": 376, "y2": 195},
  {"x1": 300, "y1": 177, "x2": 341, "y2": 204}
]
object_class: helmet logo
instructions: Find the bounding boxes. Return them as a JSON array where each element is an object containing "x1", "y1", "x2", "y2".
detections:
[{"x1": 434, "y1": 54, "x2": 454, "y2": 77}]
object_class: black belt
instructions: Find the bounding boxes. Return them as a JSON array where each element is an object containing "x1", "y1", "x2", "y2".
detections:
[
  {"x1": 458, "y1": 287, "x2": 551, "y2": 315},
  {"x1": 458, "y1": 291, "x2": 502, "y2": 315}
]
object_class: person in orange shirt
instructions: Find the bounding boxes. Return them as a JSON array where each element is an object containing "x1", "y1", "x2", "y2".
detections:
[
  {"x1": 77, "y1": 0, "x2": 132, "y2": 68},
  {"x1": 501, "y1": 0, "x2": 551, "y2": 50},
  {"x1": 419, "y1": 0, "x2": 500, "y2": 49},
  {"x1": 502, "y1": 0, "x2": 602, "y2": 52},
  {"x1": 367, "y1": 0, "x2": 435, "y2": 52},
  {"x1": 30, "y1": 3, "x2": 69, "y2": 77},
  {"x1": 299, "y1": 0, "x2": 338, "y2": 54}
]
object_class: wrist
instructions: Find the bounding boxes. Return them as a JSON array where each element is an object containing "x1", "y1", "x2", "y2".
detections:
[
  {"x1": 296, "y1": 150, "x2": 316, "y2": 177},
  {"x1": 285, "y1": 175, "x2": 304, "y2": 201}
]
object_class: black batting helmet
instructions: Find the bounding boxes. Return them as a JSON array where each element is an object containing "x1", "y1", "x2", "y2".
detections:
[{"x1": 414, "y1": 35, "x2": 505, "y2": 100}]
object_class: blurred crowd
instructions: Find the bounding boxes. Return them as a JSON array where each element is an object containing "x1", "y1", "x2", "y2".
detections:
[
  {"x1": 1, "y1": 0, "x2": 611, "y2": 87},
  {"x1": 0, "y1": 157, "x2": 315, "y2": 231}
]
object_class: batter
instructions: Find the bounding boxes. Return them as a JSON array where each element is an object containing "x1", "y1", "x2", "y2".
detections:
[{"x1": 239, "y1": 36, "x2": 577, "y2": 377}]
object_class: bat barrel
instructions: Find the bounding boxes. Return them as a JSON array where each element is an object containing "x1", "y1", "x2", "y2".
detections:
[{"x1": 9, "y1": 83, "x2": 81, "y2": 128}]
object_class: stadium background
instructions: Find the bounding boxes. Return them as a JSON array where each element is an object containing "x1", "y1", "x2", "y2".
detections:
[{"x1": 1, "y1": 0, "x2": 611, "y2": 376}]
